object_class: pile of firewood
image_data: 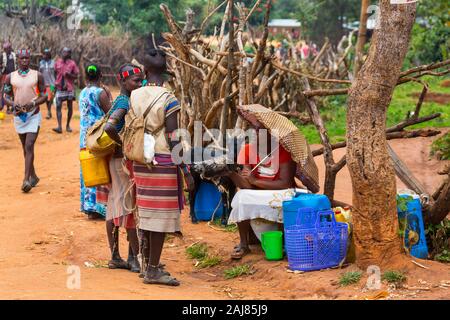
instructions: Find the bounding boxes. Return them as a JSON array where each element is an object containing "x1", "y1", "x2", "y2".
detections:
[{"x1": 159, "y1": 0, "x2": 450, "y2": 216}]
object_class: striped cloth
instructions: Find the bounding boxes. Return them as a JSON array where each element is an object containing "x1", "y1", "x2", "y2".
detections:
[
  {"x1": 133, "y1": 158, "x2": 184, "y2": 233},
  {"x1": 164, "y1": 94, "x2": 180, "y2": 116},
  {"x1": 55, "y1": 90, "x2": 75, "y2": 103},
  {"x1": 96, "y1": 185, "x2": 110, "y2": 210}
]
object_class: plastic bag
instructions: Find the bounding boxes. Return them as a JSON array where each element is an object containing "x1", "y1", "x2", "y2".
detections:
[{"x1": 144, "y1": 132, "x2": 158, "y2": 165}]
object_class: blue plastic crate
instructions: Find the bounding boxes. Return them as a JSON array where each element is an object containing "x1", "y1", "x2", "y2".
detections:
[{"x1": 285, "y1": 210, "x2": 348, "y2": 272}]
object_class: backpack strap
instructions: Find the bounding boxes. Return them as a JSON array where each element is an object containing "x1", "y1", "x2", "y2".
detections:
[{"x1": 142, "y1": 90, "x2": 170, "y2": 120}]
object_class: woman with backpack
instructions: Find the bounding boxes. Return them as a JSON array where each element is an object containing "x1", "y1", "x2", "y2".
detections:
[
  {"x1": 104, "y1": 63, "x2": 144, "y2": 272},
  {"x1": 125, "y1": 48, "x2": 194, "y2": 286}
]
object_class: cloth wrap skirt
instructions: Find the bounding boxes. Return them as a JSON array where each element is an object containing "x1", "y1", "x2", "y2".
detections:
[
  {"x1": 106, "y1": 158, "x2": 136, "y2": 229},
  {"x1": 133, "y1": 155, "x2": 184, "y2": 233}
]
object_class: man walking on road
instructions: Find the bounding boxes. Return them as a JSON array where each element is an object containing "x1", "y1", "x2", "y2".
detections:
[
  {"x1": 53, "y1": 47, "x2": 79, "y2": 133},
  {"x1": 39, "y1": 48, "x2": 56, "y2": 120}
]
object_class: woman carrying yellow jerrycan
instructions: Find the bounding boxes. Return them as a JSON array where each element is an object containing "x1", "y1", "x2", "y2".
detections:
[{"x1": 78, "y1": 64, "x2": 112, "y2": 219}]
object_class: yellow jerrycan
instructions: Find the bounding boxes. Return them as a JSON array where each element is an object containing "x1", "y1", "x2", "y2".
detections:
[{"x1": 80, "y1": 149, "x2": 111, "y2": 187}]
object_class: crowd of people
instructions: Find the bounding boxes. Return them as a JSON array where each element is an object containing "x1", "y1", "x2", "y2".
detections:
[{"x1": 1, "y1": 41, "x2": 308, "y2": 287}]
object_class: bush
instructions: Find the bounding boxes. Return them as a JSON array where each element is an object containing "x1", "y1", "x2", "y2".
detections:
[
  {"x1": 339, "y1": 271, "x2": 362, "y2": 286},
  {"x1": 431, "y1": 133, "x2": 450, "y2": 160},
  {"x1": 382, "y1": 271, "x2": 407, "y2": 285}
]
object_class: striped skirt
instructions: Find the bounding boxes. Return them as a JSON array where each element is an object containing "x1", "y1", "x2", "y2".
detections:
[
  {"x1": 133, "y1": 162, "x2": 183, "y2": 233},
  {"x1": 106, "y1": 158, "x2": 136, "y2": 229}
]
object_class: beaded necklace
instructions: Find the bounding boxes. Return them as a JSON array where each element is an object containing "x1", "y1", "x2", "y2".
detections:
[
  {"x1": 147, "y1": 82, "x2": 164, "y2": 87},
  {"x1": 18, "y1": 68, "x2": 30, "y2": 77}
]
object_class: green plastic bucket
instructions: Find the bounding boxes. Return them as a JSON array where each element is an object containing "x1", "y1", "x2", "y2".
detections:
[{"x1": 261, "y1": 231, "x2": 283, "y2": 261}]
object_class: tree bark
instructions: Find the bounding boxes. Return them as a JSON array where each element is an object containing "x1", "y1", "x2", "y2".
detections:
[
  {"x1": 346, "y1": 1, "x2": 417, "y2": 269},
  {"x1": 425, "y1": 173, "x2": 450, "y2": 225},
  {"x1": 354, "y1": 0, "x2": 370, "y2": 76}
]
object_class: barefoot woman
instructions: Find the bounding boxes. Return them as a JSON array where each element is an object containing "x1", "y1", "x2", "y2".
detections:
[{"x1": 3, "y1": 49, "x2": 47, "y2": 192}]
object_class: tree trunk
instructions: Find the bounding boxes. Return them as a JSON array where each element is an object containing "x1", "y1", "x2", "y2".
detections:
[
  {"x1": 425, "y1": 173, "x2": 450, "y2": 225},
  {"x1": 346, "y1": 1, "x2": 417, "y2": 269},
  {"x1": 354, "y1": 0, "x2": 370, "y2": 76}
]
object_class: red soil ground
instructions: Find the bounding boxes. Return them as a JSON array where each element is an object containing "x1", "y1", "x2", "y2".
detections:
[{"x1": 0, "y1": 102, "x2": 448, "y2": 300}]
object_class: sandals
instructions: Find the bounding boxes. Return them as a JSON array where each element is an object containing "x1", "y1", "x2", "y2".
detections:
[
  {"x1": 127, "y1": 257, "x2": 141, "y2": 273},
  {"x1": 108, "y1": 258, "x2": 130, "y2": 270},
  {"x1": 139, "y1": 263, "x2": 168, "y2": 278},
  {"x1": 143, "y1": 267, "x2": 179, "y2": 286},
  {"x1": 231, "y1": 245, "x2": 251, "y2": 260},
  {"x1": 21, "y1": 180, "x2": 32, "y2": 193},
  {"x1": 30, "y1": 176, "x2": 40, "y2": 188}
]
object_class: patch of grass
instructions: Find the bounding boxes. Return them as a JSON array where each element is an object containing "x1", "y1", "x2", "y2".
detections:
[
  {"x1": 211, "y1": 219, "x2": 238, "y2": 233},
  {"x1": 186, "y1": 242, "x2": 223, "y2": 269},
  {"x1": 435, "y1": 250, "x2": 450, "y2": 263},
  {"x1": 197, "y1": 255, "x2": 222, "y2": 269},
  {"x1": 431, "y1": 132, "x2": 450, "y2": 160},
  {"x1": 339, "y1": 271, "x2": 363, "y2": 286},
  {"x1": 297, "y1": 76, "x2": 450, "y2": 144},
  {"x1": 382, "y1": 270, "x2": 407, "y2": 284},
  {"x1": 186, "y1": 243, "x2": 208, "y2": 260},
  {"x1": 224, "y1": 264, "x2": 253, "y2": 279}
]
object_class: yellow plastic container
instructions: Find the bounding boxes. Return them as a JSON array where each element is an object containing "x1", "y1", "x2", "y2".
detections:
[
  {"x1": 80, "y1": 149, "x2": 110, "y2": 187},
  {"x1": 333, "y1": 208, "x2": 356, "y2": 263},
  {"x1": 97, "y1": 131, "x2": 114, "y2": 148},
  {"x1": 0, "y1": 111, "x2": 5, "y2": 121}
]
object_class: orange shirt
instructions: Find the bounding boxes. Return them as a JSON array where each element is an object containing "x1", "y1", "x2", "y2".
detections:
[{"x1": 237, "y1": 143, "x2": 292, "y2": 181}]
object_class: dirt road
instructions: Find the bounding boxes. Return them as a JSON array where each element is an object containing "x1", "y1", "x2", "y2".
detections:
[{"x1": 0, "y1": 106, "x2": 448, "y2": 300}]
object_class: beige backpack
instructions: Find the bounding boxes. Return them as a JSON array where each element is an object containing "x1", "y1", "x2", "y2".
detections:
[{"x1": 122, "y1": 89, "x2": 169, "y2": 164}]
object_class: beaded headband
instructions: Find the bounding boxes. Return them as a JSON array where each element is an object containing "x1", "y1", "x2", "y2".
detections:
[
  {"x1": 117, "y1": 67, "x2": 142, "y2": 81},
  {"x1": 17, "y1": 49, "x2": 31, "y2": 57}
]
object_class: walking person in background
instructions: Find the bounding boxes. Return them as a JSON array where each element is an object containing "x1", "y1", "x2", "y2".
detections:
[
  {"x1": 104, "y1": 63, "x2": 144, "y2": 272},
  {"x1": 128, "y1": 48, "x2": 194, "y2": 286},
  {"x1": 2, "y1": 49, "x2": 47, "y2": 192},
  {"x1": 78, "y1": 64, "x2": 112, "y2": 219},
  {"x1": 39, "y1": 48, "x2": 56, "y2": 120},
  {"x1": 54, "y1": 47, "x2": 79, "y2": 134},
  {"x1": 1, "y1": 42, "x2": 17, "y2": 114}
]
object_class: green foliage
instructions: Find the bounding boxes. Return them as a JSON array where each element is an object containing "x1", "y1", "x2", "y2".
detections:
[
  {"x1": 224, "y1": 264, "x2": 253, "y2": 279},
  {"x1": 298, "y1": 76, "x2": 450, "y2": 144},
  {"x1": 186, "y1": 243, "x2": 208, "y2": 260},
  {"x1": 426, "y1": 219, "x2": 450, "y2": 263},
  {"x1": 382, "y1": 271, "x2": 407, "y2": 284},
  {"x1": 81, "y1": 0, "x2": 184, "y2": 35},
  {"x1": 339, "y1": 271, "x2": 362, "y2": 286},
  {"x1": 211, "y1": 219, "x2": 238, "y2": 233},
  {"x1": 431, "y1": 132, "x2": 450, "y2": 160},
  {"x1": 405, "y1": 0, "x2": 450, "y2": 66},
  {"x1": 186, "y1": 242, "x2": 222, "y2": 269}
]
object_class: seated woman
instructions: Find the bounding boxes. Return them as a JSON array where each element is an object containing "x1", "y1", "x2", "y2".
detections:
[{"x1": 225, "y1": 120, "x2": 297, "y2": 260}]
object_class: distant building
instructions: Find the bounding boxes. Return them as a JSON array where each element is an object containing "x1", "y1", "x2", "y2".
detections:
[{"x1": 268, "y1": 19, "x2": 301, "y2": 38}]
